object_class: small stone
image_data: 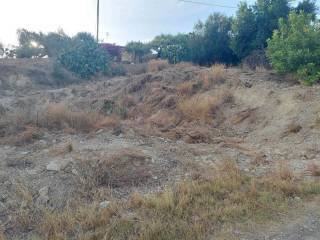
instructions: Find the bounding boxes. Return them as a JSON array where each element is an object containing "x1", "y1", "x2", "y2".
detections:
[
  {"x1": 39, "y1": 186, "x2": 49, "y2": 197},
  {"x1": 46, "y1": 160, "x2": 70, "y2": 172},
  {"x1": 46, "y1": 162, "x2": 61, "y2": 171},
  {"x1": 71, "y1": 169, "x2": 78, "y2": 175},
  {"x1": 294, "y1": 196, "x2": 302, "y2": 202},
  {"x1": 36, "y1": 186, "x2": 50, "y2": 205},
  {"x1": 96, "y1": 129, "x2": 104, "y2": 134},
  {"x1": 99, "y1": 201, "x2": 110, "y2": 209}
]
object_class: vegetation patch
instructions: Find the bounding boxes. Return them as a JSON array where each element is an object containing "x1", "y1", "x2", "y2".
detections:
[{"x1": 31, "y1": 160, "x2": 320, "y2": 240}]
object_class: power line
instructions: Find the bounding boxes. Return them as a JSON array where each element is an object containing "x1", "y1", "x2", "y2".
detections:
[{"x1": 178, "y1": 0, "x2": 237, "y2": 9}]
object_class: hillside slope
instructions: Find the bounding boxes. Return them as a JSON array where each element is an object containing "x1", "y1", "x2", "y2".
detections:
[{"x1": 0, "y1": 60, "x2": 319, "y2": 239}]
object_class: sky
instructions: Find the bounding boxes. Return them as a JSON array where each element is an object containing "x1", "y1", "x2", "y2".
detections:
[{"x1": 0, "y1": 0, "x2": 307, "y2": 46}]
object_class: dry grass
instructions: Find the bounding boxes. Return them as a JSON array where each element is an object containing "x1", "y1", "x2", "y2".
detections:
[
  {"x1": 148, "y1": 59, "x2": 169, "y2": 72},
  {"x1": 176, "y1": 81, "x2": 200, "y2": 96},
  {"x1": 39, "y1": 104, "x2": 103, "y2": 132},
  {"x1": 148, "y1": 109, "x2": 178, "y2": 128},
  {"x1": 200, "y1": 64, "x2": 227, "y2": 89},
  {"x1": 50, "y1": 141, "x2": 73, "y2": 156},
  {"x1": 11, "y1": 125, "x2": 42, "y2": 145},
  {"x1": 175, "y1": 61, "x2": 193, "y2": 68},
  {"x1": 77, "y1": 149, "x2": 153, "y2": 189},
  {"x1": 30, "y1": 159, "x2": 320, "y2": 240},
  {"x1": 307, "y1": 162, "x2": 320, "y2": 177},
  {"x1": 178, "y1": 90, "x2": 233, "y2": 122}
]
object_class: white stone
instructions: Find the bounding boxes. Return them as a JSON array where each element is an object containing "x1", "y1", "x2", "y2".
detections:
[{"x1": 99, "y1": 201, "x2": 110, "y2": 209}]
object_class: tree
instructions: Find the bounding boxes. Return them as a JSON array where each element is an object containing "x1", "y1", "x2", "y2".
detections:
[
  {"x1": 267, "y1": 12, "x2": 320, "y2": 85},
  {"x1": 295, "y1": 0, "x2": 318, "y2": 20},
  {"x1": 57, "y1": 32, "x2": 110, "y2": 79},
  {"x1": 231, "y1": 0, "x2": 291, "y2": 60},
  {"x1": 254, "y1": 0, "x2": 291, "y2": 49},
  {"x1": 189, "y1": 13, "x2": 237, "y2": 65},
  {"x1": 39, "y1": 29, "x2": 71, "y2": 57},
  {"x1": 125, "y1": 41, "x2": 150, "y2": 63},
  {"x1": 231, "y1": 2, "x2": 257, "y2": 59},
  {"x1": 16, "y1": 28, "x2": 71, "y2": 58},
  {"x1": 149, "y1": 34, "x2": 190, "y2": 64}
]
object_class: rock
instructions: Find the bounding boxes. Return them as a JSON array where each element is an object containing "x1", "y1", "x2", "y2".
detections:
[
  {"x1": 96, "y1": 129, "x2": 104, "y2": 134},
  {"x1": 99, "y1": 201, "x2": 110, "y2": 209},
  {"x1": 46, "y1": 162, "x2": 61, "y2": 171},
  {"x1": 46, "y1": 159, "x2": 71, "y2": 172},
  {"x1": 294, "y1": 196, "x2": 302, "y2": 202},
  {"x1": 71, "y1": 169, "x2": 78, "y2": 175},
  {"x1": 36, "y1": 186, "x2": 49, "y2": 205}
]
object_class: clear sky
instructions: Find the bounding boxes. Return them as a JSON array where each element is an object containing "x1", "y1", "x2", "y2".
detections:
[{"x1": 0, "y1": 0, "x2": 305, "y2": 46}]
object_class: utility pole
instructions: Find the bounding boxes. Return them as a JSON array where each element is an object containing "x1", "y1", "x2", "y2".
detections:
[{"x1": 97, "y1": 0, "x2": 100, "y2": 42}]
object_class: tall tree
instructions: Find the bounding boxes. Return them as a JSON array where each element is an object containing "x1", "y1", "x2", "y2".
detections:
[
  {"x1": 231, "y1": 2, "x2": 257, "y2": 59},
  {"x1": 125, "y1": 41, "x2": 150, "y2": 63},
  {"x1": 190, "y1": 13, "x2": 237, "y2": 65},
  {"x1": 253, "y1": 0, "x2": 291, "y2": 49},
  {"x1": 295, "y1": 0, "x2": 318, "y2": 20}
]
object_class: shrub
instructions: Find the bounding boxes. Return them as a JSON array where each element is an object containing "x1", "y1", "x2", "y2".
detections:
[
  {"x1": 15, "y1": 45, "x2": 44, "y2": 58},
  {"x1": 200, "y1": 64, "x2": 227, "y2": 88},
  {"x1": 109, "y1": 63, "x2": 127, "y2": 76},
  {"x1": 148, "y1": 59, "x2": 169, "y2": 72},
  {"x1": 267, "y1": 12, "x2": 320, "y2": 85},
  {"x1": 57, "y1": 32, "x2": 110, "y2": 79},
  {"x1": 39, "y1": 104, "x2": 102, "y2": 132},
  {"x1": 178, "y1": 90, "x2": 232, "y2": 122}
]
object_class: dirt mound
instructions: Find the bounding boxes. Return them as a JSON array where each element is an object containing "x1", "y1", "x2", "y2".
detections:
[{"x1": 0, "y1": 59, "x2": 78, "y2": 90}]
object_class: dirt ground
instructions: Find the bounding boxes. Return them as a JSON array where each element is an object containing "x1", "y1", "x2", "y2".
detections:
[{"x1": 0, "y1": 59, "x2": 319, "y2": 239}]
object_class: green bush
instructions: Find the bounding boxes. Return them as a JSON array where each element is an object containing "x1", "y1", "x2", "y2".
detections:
[
  {"x1": 57, "y1": 32, "x2": 110, "y2": 79},
  {"x1": 15, "y1": 45, "x2": 45, "y2": 58},
  {"x1": 267, "y1": 12, "x2": 320, "y2": 85}
]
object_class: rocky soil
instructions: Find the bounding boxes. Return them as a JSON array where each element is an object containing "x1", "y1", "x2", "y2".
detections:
[{"x1": 0, "y1": 59, "x2": 319, "y2": 239}]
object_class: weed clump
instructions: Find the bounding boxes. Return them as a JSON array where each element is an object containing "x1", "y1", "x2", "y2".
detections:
[{"x1": 148, "y1": 59, "x2": 169, "y2": 72}]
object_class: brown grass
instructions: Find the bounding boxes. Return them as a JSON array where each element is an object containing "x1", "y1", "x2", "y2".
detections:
[
  {"x1": 307, "y1": 162, "x2": 320, "y2": 177},
  {"x1": 148, "y1": 59, "x2": 169, "y2": 72},
  {"x1": 11, "y1": 125, "x2": 42, "y2": 145},
  {"x1": 39, "y1": 104, "x2": 102, "y2": 132},
  {"x1": 32, "y1": 159, "x2": 320, "y2": 240},
  {"x1": 148, "y1": 109, "x2": 178, "y2": 128},
  {"x1": 200, "y1": 64, "x2": 227, "y2": 89},
  {"x1": 176, "y1": 81, "x2": 201, "y2": 96},
  {"x1": 178, "y1": 90, "x2": 233, "y2": 122},
  {"x1": 77, "y1": 149, "x2": 153, "y2": 189},
  {"x1": 175, "y1": 61, "x2": 193, "y2": 68}
]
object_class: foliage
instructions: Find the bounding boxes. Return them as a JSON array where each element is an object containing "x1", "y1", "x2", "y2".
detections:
[
  {"x1": 295, "y1": 0, "x2": 318, "y2": 20},
  {"x1": 231, "y1": 0, "x2": 290, "y2": 60},
  {"x1": 16, "y1": 28, "x2": 71, "y2": 58},
  {"x1": 57, "y1": 32, "x2": 110, "y2": 79},
  {"x1": 125, "y1": 41, "x2": 150, "y2": 63},
  {"x1": 15, "y1": 45, "x2": 45, "y2": 58},
  {"x1": 39, "y1": 30, "x2": 71, "y2": 57},
  {"x1": 150, "y1": 34, "x2": 190, "y2": 64},
  {"x1": 267, "y1": 12, "x2": 320, "y2": 85},
  {"x1": 254, "y1": 0, "x2": 291, "y2": 49},
  {"x1": 150, "y1": 14, "x2": 237, "y2": 65},
  {"x1": 188, "y1": 13, "x2": 237, "y2": 65},
  {"x1": 231, "y1": 2, "x2": 257, "y2": 59}
]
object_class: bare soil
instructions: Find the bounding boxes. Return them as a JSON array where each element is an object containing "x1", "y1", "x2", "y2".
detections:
[{"x1": 0, "y1": 59, "x2": 319, "y2": 239}]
